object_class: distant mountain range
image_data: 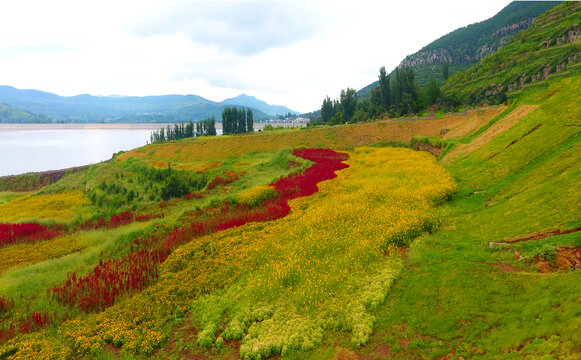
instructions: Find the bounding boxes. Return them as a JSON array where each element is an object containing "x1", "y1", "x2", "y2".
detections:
[
  {"x1": 0, "y1": 86, "x2": 299, "y2": 123},
  {"x1": 357, "y1": 1, "x2": 561, "y2": 100}
]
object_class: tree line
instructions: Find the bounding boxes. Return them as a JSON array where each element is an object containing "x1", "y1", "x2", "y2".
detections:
[
  {"x1": 150, "y1": 117, "x2": 216, "y2": 144},
  {"x1": 312, "y1": 65, "x2": 446, "y2": 126},
  {"x1": 222, "y1": 106, "x2": 253, "y2": 134}
]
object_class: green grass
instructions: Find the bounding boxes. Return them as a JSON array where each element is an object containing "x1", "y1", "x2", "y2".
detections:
[
  {"x1": 0, "y1": 192, "x2": 28, "y2": 205},
  {"x1": 340, "y1": 75, "x2": 581, "y2": 359}
]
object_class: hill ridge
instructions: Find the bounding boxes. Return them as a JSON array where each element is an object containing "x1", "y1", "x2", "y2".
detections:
[
  {"x1": 356, "y1": 1, "x2": 561, "y2": 100},
  {"x1": 0, "y1": 85, "x2": 298, "y2": 123}
]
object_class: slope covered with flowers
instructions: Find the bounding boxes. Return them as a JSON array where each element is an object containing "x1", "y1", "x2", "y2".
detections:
[{"x1": 0, "y1": 147, "x2": 455, "y2": 359}]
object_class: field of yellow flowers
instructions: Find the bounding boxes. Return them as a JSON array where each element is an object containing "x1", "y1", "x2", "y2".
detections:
[
  {"x1": 0, "y1": 147, "x2": 455, "y2": 359},
  {"x1": 0, "y1": 191, "x2": 90, "y2": 223}
]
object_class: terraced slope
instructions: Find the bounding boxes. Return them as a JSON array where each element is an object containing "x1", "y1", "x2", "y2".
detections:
[
  {"x1": 443, "y1": 2, "x2": 581, "y2": 105},
  {"x1": 356, "y1": 1, "x2": 560, "y2": 99}
]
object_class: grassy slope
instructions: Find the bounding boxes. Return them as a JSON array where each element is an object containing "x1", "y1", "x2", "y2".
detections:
[
  {"x1": 338, "y1": 75, "x2": 580, "y2": 359},
  {"x1": 114, "y1": 75, "x2": 577, "y2": 360},
  {"x1": 0, "y1": 150, "x2": 309, "y2": 350}
]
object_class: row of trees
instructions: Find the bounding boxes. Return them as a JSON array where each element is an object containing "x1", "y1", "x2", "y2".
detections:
[
  {"x1": 196, "y1": 117, "x2": 217, "y2": 137},
  {"x1": 376, "y1": 65, "x2": 441, "y2": 116},
  {"x1": 222, "y1": 107, "x2": 254, "y2": 134},
  {"x1": 320, "y1": 88, "x2": 357, "y2": 124},
  {"x1": 150, "y1": 117, "x2": 216, "y2": 144},
  {"x1": 314, "y1": 65, "x2": 445, "y2": 126}
]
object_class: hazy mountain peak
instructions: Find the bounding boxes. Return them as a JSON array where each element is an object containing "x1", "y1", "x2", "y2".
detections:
[{"x1": 221, "y1": 93, "x2": 298, "y2": 116}]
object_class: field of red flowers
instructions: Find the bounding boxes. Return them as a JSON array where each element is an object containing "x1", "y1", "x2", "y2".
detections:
[
  {"x1": 50, "y1": 149, "x2": 349, "y2": 312},
  {"x1": 0, "y1": 223, "x2": 61, "y2": 247}
]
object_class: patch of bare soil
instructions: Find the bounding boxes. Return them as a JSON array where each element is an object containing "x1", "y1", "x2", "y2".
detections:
[
  {"x1": 334, "y1": 347, "x2": 364, "y2": 360},
  {"x1": 373, "y1": 344, "x2": 391, "y2": 359},
  {"x1": 413, "y1": 141, "x2": 441, "y2": 156},
  {"x1": 288, "y1": 160, "x2": 301, "y2": 169},
  {"x1": 104, "y1": 343, "x2": 121, "y2": 359},
  {"x1": 155, "y1": 317, "x2": 205, "y2": 360},
  {"x1": 495, "y1": 263, "x2": 525, "y2": 273},
  {"x1": 535, "y1": 246, "x2": 581, "y2": 273}
]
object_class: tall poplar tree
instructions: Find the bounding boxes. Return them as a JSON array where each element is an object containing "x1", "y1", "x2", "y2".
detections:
[
  {"x1": 321, "y1": 96, "x2": 334, "y2": 124},
  {"x1": 246, "y1": 108, "x2": 254, "y2": 132},
  {"x1": 378, "y1": 66, "x2": 391, "y2": 111}
]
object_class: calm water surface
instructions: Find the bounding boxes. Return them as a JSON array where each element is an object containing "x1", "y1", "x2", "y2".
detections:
[{"x1": 0, "y1": 128, "x2": 154, "y2": 176}]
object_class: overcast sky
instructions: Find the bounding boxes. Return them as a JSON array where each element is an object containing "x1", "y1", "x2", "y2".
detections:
[{"x1": 0, "y1": 0, "x2": 513, "y2": 113}]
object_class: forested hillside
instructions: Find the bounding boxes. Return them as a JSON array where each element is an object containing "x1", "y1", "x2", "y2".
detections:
[
  {"x1": 0, "y1": 104, "x2": 50, "y2": 124},
  {"x1": 357, "y1": 1, "x2": 560, "y2": 100},
  {"x1": 443, "y1": 2, "x2": 580, "y2": 105}
]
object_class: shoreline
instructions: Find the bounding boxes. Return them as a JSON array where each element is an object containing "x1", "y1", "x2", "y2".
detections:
[
  {"x1": 0, "y1": 122, "x2": 305, "y2": 131},
  {"x1": 0, "y1": 123, "x2": 175, "y2": 131}
]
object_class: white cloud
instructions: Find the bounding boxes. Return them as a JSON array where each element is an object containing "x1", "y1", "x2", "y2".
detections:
[
  {"x1": 0, "y1": 0, "x2": 513, "y2": 113},
  {"x1": 132, "y1": 1, "x2": 328, "y2": 56}
]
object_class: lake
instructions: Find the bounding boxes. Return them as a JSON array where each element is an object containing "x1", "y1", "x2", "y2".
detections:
[
  {"x1": 0, "y1": 124, "x2": 205, "y2": 177},
  {"x1": 0, "y1": 122, "x2": 307, "y2": 177}
]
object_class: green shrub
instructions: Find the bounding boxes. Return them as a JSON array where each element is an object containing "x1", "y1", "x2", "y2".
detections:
[
  {"x1": 223, "y1": 319, "x2": 245, "y2": 340},
  {"x1": 196, "y1": 323, "x2": 218, "y2": 348}
]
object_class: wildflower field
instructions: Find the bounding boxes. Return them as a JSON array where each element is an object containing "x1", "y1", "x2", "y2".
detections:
[
  {"x1": 0, "y1": 144, "x2": 455, "y2": 359},
  {"x1": 1, "y1": 4, "x2": 579, "y2": 356},
  {"x1": 0, "y1": 191, "x2": 90, "y2": 223},
  {"x1": 0, "y1": 75, "x2": 577, "y2": 359}
]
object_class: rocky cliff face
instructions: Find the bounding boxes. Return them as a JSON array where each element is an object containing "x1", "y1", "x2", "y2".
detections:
[{"x1": 400, "y1": 18, "x2": 534, "y2": 68}]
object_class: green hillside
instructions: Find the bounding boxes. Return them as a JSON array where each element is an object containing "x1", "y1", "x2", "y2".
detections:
[
  {"x1": 0, "y1": 104, "x2": 51, "y2": 124},
  {"x1": 443, "y1": 2, "x2": 581, "y2": 105},
  {"x1": 357, "y1": 1, "x2": 560, "y2": 100},
  {"x1": 353, "y1": 75, "x2": 581, "y2": 359}
]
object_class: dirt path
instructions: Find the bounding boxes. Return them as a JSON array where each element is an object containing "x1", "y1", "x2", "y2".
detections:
[{"x1": 503, "y1": 227, "x2": 581, "y2": 244}]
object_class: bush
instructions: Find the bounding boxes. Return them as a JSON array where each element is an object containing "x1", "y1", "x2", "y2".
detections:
[
  {"x1": 197, "y1": 323, "x2": 218, "y2": 348},
  {"x1": 223, "y1": 319, "x2": 245, "y2": 340}
]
